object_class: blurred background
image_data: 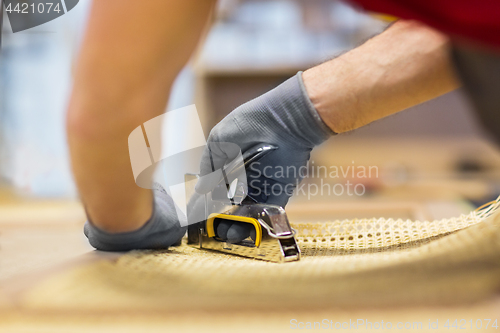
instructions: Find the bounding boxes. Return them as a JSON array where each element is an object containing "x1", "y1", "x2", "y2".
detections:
[
  {"x1": 1, "y1": 0, "x2": 499, "y2": 208},
  {"x1": 1, "y1": 0, "x2": 500, "y2": 277}
]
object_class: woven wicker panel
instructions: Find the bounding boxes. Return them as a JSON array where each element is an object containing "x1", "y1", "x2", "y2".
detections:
[
  {"x1": 21, "y1": 202, "x2": 500, "y2": 312},
  {"x1": 295, "y1": 212, "x2": 483, "y2": 254}
]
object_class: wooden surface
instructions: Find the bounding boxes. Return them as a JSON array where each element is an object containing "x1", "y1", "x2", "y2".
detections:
[
  {"x1": 1, "y1": 196, "x2": 498, "y2": 332},
  {"x1": 1, "y1": 138, "x2": 500, "y2": 331}
]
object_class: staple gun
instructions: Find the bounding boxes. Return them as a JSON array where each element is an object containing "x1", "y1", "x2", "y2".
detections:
[{"x1": 186, "y1": 144, "x2": 300, "y2": 263}]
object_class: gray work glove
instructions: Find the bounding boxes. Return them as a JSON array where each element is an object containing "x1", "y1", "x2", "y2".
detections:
[
  {"x1": 195, "y1": 72, "x2": 334, "y2": 243},
  {"x1": 84, "y1": 183, "x2": 186, "y2": 251}
]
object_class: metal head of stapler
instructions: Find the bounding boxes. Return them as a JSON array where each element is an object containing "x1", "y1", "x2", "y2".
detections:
[{"x1": 186, "y1": 144, "x2": 300, "y2": 263}]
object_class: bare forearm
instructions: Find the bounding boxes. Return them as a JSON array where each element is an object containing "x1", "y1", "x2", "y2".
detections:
[
  {"x1": 67, "y1": 0, "x2": 215, "y2": 232},
  {"x1": 303, "y1": 20, "x2": 461, "y2": 133}
]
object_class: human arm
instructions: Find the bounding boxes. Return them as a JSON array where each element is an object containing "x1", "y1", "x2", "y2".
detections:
[
  {"x1": 67, "y1": 0, "x2": 215, "y2": 236},
  {"x1": 303, "y1": 20, "x2": 460, "y2": 133},
  {"x1": 197, "y1": 20, "x2": 461, "y2": 243}
]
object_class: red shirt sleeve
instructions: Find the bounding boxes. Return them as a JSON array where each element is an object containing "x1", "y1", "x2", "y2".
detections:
[{"x1": 349, "y1": 0, "x2": 500, "y2": 50}]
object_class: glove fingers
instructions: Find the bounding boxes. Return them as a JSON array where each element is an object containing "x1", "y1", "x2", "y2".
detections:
[
  {"x1": 216, "y1": 221, "x2": 232, "y2": 240},
  {"x1": 84, "y1": 183, "x2": 187, "y2": 252},
  {"x1": 216, "y1": 221, "x2": 253, "y2": 244},
  {"x1": 227, "y1": 223, "x2": 253, "y2": 244},
  {"x1": 196, "y1": 142, "x2": 242, "y2": 194},
  {"x1": 199, "y1": 142, "x2": 241, "y2": 175}
]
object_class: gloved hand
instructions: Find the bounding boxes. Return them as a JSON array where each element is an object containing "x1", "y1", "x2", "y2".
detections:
[
  {"x1": 195, "y1": 72, "x2": 334, "y2": 243},
  {"x1": 84, "y1": 183, "x2": 186, "y2": 251}
]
